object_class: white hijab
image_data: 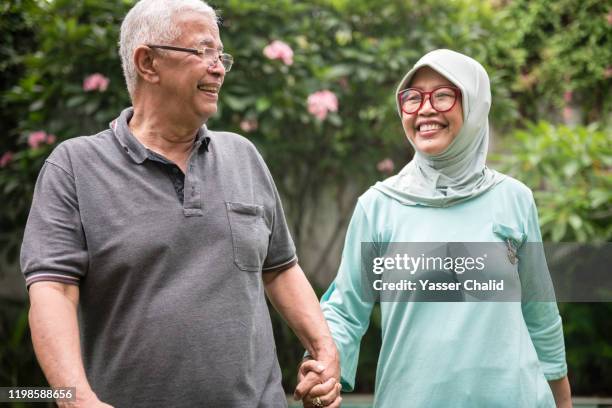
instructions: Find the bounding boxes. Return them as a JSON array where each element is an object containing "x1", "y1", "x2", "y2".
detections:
[{"x1": 374, "y1": 49, "x2": 505, "y2": 207}]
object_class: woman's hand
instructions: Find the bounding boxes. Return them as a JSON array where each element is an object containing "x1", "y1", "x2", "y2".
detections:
[{"x1": 295, "y1": 358, "x2": 342, "y2": 407}]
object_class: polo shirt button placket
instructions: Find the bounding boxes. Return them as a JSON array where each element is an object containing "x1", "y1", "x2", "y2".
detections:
[{"x1": 182, "y1": 155, "x2": 202, "y2": 215}]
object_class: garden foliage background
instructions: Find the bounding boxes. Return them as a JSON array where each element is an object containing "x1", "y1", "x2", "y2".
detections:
[{"x1": 1, "y1": 0, "x2": 611, "y2": 398}]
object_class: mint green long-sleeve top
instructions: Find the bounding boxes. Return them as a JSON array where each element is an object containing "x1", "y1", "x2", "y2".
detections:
[{"x1": 320, "y1": 177, "x2": 567, "y2": 407}]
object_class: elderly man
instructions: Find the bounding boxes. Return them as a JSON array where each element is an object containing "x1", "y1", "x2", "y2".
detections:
[{"x1": 21, "y1": 0, "x2": 341, "y2": 406}]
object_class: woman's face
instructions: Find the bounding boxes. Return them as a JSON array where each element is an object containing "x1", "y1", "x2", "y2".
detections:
[{"x1": 401, "y1": 67, "x2": 464, "y2": 155}]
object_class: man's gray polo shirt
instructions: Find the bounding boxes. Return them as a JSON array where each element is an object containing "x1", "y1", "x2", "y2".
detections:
[{"x1": 21, "y1": 107, "x2": 297, "y2": 407}]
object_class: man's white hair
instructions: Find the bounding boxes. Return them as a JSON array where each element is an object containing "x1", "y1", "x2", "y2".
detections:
[{"x1": 119, "y1": 0, "x2": 218, "y2": 99}]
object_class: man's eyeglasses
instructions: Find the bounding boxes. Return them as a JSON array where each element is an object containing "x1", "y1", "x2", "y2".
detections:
[
  {"x1": 146, "y1": 44, "x2": 234, "y2": 72},
  {"x1": 398, "y1": 86, "x2": 460, "y2": 115}
]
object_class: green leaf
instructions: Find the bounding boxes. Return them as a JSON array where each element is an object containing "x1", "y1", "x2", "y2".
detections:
[
  {"x1": 29, "y1": 99, "x2": 44, "y2": 111},
  {"x1": 568, "y1": 214, "x2": 583, "y2": 231},
  {"x1": 562, "y1": 161, "x2": 579, "y2": 178},
  {"x1": 590, "y1": 189, "x2": 610, "y2": 208},
  {"x1": 255, "y1": 97, "x2": 271, "y2": 112},
  {"x1": 66, "y1": 95, "x2": 86, "y2": 108},
  {"x1": 223, "y1": 94, "x2": 251, "y2": 111},
  {"x1": 551, "y1": 221, "x2": 567, "y2": 242}
]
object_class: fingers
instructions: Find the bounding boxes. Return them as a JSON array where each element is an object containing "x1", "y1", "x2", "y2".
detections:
[
  {"x1": 326, "y1": 395, "x2": 343, "y2": 408},
  {"x1": 294, "y1": 370, "x2": 324, "y2": 400},
  {"x1": 308, "y1": 377, "x2": 340, "y2": 398},
  {"x1": 304, "y1": 388, "x2": 343, "y2": 408},
  {"x1": 307, "y1": 380, "x2": 342, "y2": 406},
  {"x1": 299, "y1": 359, "x2": 326, "y2": 376},
  {"x1": 295, "y1": 359, "x2": 328, "y2": 400}
]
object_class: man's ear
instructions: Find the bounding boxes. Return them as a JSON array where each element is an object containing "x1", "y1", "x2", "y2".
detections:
[{"x1": 133, "y1": 45, "x2": 160, "y2": 85}]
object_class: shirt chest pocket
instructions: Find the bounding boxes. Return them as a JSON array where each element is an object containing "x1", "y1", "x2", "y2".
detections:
[
  {"x1": 226, "y1": 202, "x2": 270, "y2": 272},
  {"x1": 493, "y1": 222, "x2": 527, "y2": 266}
]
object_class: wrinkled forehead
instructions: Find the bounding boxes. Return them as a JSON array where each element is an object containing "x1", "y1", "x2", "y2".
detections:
[{"x1": 173, "y1": 10, "x2": 222, "y2": 48}]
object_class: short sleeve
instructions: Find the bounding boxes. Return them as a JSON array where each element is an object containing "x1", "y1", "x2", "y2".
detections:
[
  {"x1": 259, "y1": 159, "x2": 297, "y2": 273},
  {"x1": 519, "y1": 197, "x2": 568, "y2": 380},
  {"x1": 319, "y1": 200, "x2": 376, "y2": 391},
  {"x1": 20, "y1": 160, "x2": 88, "y2": 288}
]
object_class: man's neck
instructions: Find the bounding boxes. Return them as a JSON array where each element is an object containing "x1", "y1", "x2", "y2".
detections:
[
  {"x1": 129, "y1": 109, "x2": 205, "y2": 173},
  {"x1": 128, "y1": 106, "x2": 206, "y2": 171}
]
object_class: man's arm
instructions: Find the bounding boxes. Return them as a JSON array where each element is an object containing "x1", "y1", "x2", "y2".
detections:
[
  {"x1": 549, "y1": 376, "x2": 572, "y2": 408},
  {"x1": 262, "y1": 264, "x2": 340, "y2": 395},
  {"x1": 29, "y1": 281, "x2": 112, "y2": 408}
]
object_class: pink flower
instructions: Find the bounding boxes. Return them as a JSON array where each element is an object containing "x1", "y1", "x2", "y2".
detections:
[
  {"x1": 377, "y1": 158, "x2": 395, "y2": 174},
  {"x1": 28, "y1": 131, "x2": 47, "y2": 148},
  {"x1": 27, "y1": 131, "x2": 56, "y2": 149},
  {"x1": 83, "y1": 73, "x2": 110, "y2": 92},
  {"x1": 607, "y1": 11, "x2": 612, "y2": 25},
  {"x1": 263, "y1": 40, "x2": 294, "y2": 66},
  {"x1": 240, "y1": 118, "x2": 258, "y2": 133},
  {"x1": 605, "y1": 67, "x2": 612, "y2": 79},
  {"x1": 0, "y1": 151, "x2": 14, "y2": 168},
  {"x1": 307, "y1": 90, "x2": 338, "y2": 120},
  {"x1": 563, "y1": 91, "x2": 573, "y2": 103}
]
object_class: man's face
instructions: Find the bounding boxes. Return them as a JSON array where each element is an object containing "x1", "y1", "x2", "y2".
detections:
[
  {"x1": 401, "y1": 67, "x2": 464, "y2": 156},
  {"x1": 155, "y1": 11, "x2": 225, "y2": 125}
]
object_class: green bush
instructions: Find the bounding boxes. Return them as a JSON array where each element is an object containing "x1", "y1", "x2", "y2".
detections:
[
  {"x1": 488, "y1": 0, "x2": 612, "y2": 126},
  {"x1": 500, "y1": 122, "x2": 611, "y2": 243}
]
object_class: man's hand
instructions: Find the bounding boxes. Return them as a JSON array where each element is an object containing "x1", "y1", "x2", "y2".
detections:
[{"x1": 294, "y1": 358, "x2": 341, "y2": 407}]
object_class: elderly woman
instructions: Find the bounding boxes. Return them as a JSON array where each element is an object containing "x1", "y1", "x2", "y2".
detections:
[{"x1": 297, "y1": 49, "x2": 571, "y2": 407}]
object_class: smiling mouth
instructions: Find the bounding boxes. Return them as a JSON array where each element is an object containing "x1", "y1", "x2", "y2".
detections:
[
  {"x1": 416, "y1": 122, "x2": 447, "y2": 136},
  {"x1": 197, "y1": 84, "x2": 220, "y2": 94}
]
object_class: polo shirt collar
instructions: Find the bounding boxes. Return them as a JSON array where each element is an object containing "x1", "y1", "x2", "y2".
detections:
[{"x1": 110, "y1": 107, "x2": 210, "y2": 165}]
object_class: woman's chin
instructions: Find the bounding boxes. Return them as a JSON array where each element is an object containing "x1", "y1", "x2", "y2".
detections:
[{"x1": 414, "y1": 139, "x2": 447, "y2": 156}]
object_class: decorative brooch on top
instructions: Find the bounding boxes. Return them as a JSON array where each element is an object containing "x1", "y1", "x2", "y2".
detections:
[{"x1": 506, "y1": 239, "x2": 518, "y2": 265}]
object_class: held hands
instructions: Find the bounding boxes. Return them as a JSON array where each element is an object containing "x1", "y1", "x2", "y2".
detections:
[{"x1": 294, "y1": 356, "x2": 342, "y2": 408}]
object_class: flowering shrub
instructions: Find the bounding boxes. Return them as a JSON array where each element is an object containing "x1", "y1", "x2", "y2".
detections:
[
  {"x1": 262, "y1": 40, "x2": 294, "y2": 66},
  {"x1": 376, "y1": 158, "x2": 395, "y2": 174},
  {"x1": 306, "y1": 90, "x2": 338, "y2": 120},
  {"x1": 239, "y1": 118, "x2": 258, "y2": 133},
  {"x1": 0, "y1": 152, "x2": 13, "y2": 168},
  {"x1": 83, "y1": 73, "x2": 110, "y2": 92},
  {"x1": 27, "y1": 131, "x2": 56, "y2": 149},
  {"x1": 492, "y1": 0, "x2": 612, "y2": 125}
]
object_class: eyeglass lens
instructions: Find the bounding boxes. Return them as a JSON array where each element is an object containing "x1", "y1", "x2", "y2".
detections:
[
  {"x1": 401, "y1": 87, "x2": 456, "y2": 113},
  {"x1": 202, "y1": 48, "x2": 233, "y2": 71}
]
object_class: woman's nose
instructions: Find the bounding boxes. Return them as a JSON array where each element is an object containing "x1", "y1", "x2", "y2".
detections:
[{"x1": 418, "y1": 95, "x2": 436, "y2": 114}]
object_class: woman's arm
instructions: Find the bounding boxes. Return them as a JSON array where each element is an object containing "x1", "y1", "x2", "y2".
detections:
[
  {"x1": 520, "y1": 197, "x2": 571, "y2": 402},
  {"x1": 548, "y1": 376, "x2": 572, "y2": 408},
  {"x1": 296, "y1": 200, "x2": 378, "y2": 402}
]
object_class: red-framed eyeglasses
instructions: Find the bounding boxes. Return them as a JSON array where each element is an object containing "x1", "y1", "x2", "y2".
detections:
[{"x1": 398, "y1": 86, "x2": 461, "y2": 115}]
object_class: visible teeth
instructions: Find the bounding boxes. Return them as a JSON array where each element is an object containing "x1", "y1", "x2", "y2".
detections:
[
  {"x1": 419, "y1": 123, "x2": 443, "y2": 132},
  {"x1": 197, "y1": 85, "x2": 218, "y2": 93}
]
